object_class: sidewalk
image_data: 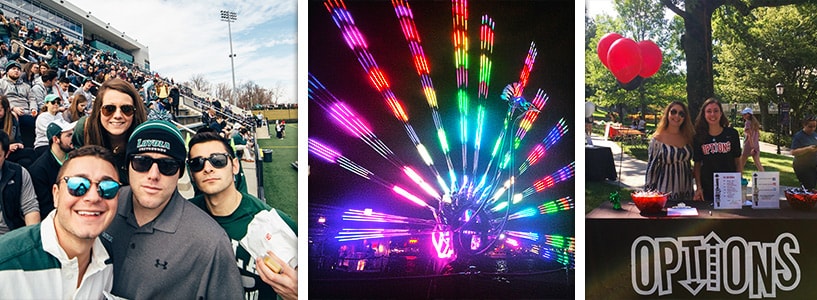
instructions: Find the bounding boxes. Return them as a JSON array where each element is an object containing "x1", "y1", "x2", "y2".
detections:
[{"x1": 586, "y1": 134, "x2": 793, "y2": 200}]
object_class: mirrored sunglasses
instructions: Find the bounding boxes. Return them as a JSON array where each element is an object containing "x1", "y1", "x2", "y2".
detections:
[{"x1": 62, "y1": 176, "x2": 121, "y2": 200}]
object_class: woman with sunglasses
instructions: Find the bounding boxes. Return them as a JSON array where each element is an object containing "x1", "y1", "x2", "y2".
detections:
[
  {"x1": 33, "y1": 94, "x2": 64, "y2": 157},
  {"x1": 645, "y1": 101, "x2": 695, "y2": 202},
  {"x1": 72, "y1": 78, "x2": 147, "y2": 185},
  {"x1": 739, "y1": 108, "x2": 764, "y2": 172},
  {"x1": 692, "y1": 98, "x2": 742, "y2": 203},
  {"x1": 791, "y1": 116, "x2": 817, "y2": 189}
]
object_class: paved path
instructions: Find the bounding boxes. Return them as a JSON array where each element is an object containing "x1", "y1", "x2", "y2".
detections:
[{"x1": 586, "y1": 134, "x2": 793, "y2": 200}]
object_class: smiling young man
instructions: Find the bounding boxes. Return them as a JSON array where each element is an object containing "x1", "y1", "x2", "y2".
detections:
[
  {"x1": 101, "y1": 120, "x2": 242, "y2": 299},
  {"x1": 0, "y1": 145, "x2": 121, "y2": 298},
  {"x1": 187, "y1": 129, "x2": 297, "y2": 300}
]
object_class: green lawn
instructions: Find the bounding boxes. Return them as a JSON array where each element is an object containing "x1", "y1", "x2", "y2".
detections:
[
  {"x1": 741, "y1": 152, "x2": 798, "y2": 187},
  {"x1": 257, "y1": 124, "x2": 298, "y2": 222},
  {"x1": 585, "y1": 181, "x2": 632, "y2": 213}
]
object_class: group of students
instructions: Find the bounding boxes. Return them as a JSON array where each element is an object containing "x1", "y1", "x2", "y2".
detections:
[
  {"x1": 0, "y1": 78, "x2": 297, "y2": 299},
  {"x1": 644, "y1": 98, "x2": 766, "y2": 203}
]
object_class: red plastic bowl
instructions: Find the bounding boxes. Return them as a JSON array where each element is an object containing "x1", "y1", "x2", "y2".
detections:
[
  {"x1": 784, "y1": 189, "x2": 817, "y2": 210},
  {"x1": 631, "y1": 192, "x2": 668, "y2": 213}
]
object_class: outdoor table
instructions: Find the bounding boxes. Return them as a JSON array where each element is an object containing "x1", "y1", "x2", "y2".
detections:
[
  {"x1": 586, "y1": 199, "x2": 817, "y2": 298},
  {"x1": 608, "y1": 125, "x2": 645, "y2": 140},
  {"x1": 585, "y1": 145, "x2": 616, "y2": 181}
]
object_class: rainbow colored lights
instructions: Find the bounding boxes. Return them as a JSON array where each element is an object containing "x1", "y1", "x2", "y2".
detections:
[
  {"x1": 478, "y1": 14, "x2": 495, "y2": 99},
  {"x1": 539, "y1": 197, "x2": 574, "y2": 214},
  {"x1": 343, "y1": 208, "x2": 437, "y2": 226},
  {"x1": 515, "y1": 42, "x2": 538, "y2": 97},
  {"x1": 336, "y1": 228, "x2": 413, "y2": 242},
  {"x1": 518, "y1": 118, "x2": 568, "y2": 174},
  {"x1": 326, "y1": 0, "x2": 411, "y2": 124},
  {"x1": 505, "y1": 230, "x2": 540, "y2": 241},
  {"x1": 314, "y1": 0, "x2": 574, "y2": 269}
]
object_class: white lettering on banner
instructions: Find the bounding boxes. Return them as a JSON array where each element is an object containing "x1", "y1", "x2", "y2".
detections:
[{"x1": 631, "y1": 232, "x2": 800, "y2": 298}]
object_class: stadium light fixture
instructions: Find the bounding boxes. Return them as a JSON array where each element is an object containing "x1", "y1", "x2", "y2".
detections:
[{"x1": 220, "y1": 10, "x2": 238, "y2": 107}]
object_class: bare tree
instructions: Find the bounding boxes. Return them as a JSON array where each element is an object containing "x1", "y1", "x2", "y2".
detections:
[
  {"x1": 214, "y1": 82, "x2": 232, "y2": 103},
  {"x1": 267, "y1": 81, "x2": 287, "y2": 105},
  {"x1": 188, "y1": 74, "x2": 212, "y2": 94},
  {"x1": 237, "y1": 80, "x2": 269, "y2": 109}
]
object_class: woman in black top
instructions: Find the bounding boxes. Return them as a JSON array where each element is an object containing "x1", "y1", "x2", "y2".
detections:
[{"x1": 692, "y1": 98, "x2": 742, "y2": 202}]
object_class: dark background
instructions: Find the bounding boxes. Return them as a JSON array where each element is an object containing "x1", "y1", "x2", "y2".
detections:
[{"x1": 308, "y1": 0, "x2": 575, "y2": 297}]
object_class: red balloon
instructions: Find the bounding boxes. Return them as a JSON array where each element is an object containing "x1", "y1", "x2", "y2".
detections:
[
  {"x1": 638, "y1": 40, "x2": 662, "y2": 78},
  {"x1": 607, "y1": 38, "x2": 641, "y2": 83},
  {"x1": 596, "y1": 32, "x2": 622, "y2": 68}
]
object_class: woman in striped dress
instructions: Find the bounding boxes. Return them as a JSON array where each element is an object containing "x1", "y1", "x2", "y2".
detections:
[{"x1": 645, "y1": 101, "x2": 695, "y2": 202}]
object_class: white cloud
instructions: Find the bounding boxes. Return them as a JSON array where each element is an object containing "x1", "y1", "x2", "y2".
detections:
[
  {"x1": 586, "y1": 0, "x2": 616, "y2": 17},
  {"x1": 67, "y1": 0, "x2": 297, "y2": 103}
]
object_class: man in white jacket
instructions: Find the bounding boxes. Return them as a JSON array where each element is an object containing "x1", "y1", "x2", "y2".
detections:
[{"x1": 0, "y1": 145, "x2": 121, "y2": 299}]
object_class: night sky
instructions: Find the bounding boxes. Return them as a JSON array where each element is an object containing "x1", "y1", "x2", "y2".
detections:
[{"x1": 308, "y1": 0, "x2": 575, "y2": 236}]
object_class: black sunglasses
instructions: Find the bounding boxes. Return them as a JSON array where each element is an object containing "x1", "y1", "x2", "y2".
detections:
[
  {"x1": 101, "y1": 104, "x2": 135, "y2": 117},
  {"x1": 669, "y1": 109, "x2": 686, "y2": 118},
  {"x1": 62, "y1": 176, "x2": 121, "y2": 200},
  {"x1": 187, "y1": 153, "x2": 232, "y2": 173},
  {"x1": 130, "y1": 155, "x2": 181, "y2": 176}
]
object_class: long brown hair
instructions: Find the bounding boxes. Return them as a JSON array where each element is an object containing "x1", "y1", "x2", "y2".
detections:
[
  {"x1": 655, "y1": 101, "x2": 695, "y2": 144},
  {"x1": 694, "y1": 97, "x2": 730, "y2": 140},
  {"x1": 0, "y1": 95, "x2": 14, "y2": 141},
  {"x1": 744, "y1": 112, "x2": 760, "y2": 132},
  {"x1": 83, "y1": 78, "x2": 147, "y2": 147},
  {"x1": 67, "y1": 94, "x2": 87, "y2": 122}
]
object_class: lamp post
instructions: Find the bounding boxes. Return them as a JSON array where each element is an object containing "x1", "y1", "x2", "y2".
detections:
[
  {"x1": 775, "y1": 83, "x2": 784, "y2": 155},
  {"x1": 220, "y1": 10, "x2": 238, "y2": 107}
]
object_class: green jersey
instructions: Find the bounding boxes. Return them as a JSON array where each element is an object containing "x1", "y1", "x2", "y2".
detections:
[{"x1": 191, "y1": 192, "x2": 297, "y2": 300}]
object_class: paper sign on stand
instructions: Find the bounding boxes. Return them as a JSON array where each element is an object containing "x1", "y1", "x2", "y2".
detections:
[
  {"x1": 751, "y1": 172, "x2": 780, "y2": 209},
  {"x1": 713, "y1": 172, "x2": 742, "y2": 209}
]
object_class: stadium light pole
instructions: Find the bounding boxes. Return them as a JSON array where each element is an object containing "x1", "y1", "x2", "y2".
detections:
[{"x1": 220, "y1": 10, "x2": 238, "y2": 107}]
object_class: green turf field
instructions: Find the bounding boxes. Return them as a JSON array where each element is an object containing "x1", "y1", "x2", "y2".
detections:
[{"x1": 257, "y1": 123, "x2": 298, "y2": 222}]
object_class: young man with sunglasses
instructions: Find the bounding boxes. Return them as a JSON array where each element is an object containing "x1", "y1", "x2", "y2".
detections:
[
  {"x1": 101, "y1": 120, "x2": 242, "y2": 299},
  {"x1": 187, "y1": 130, "x2": 298, "y2": 300},
  {"x1": 0, "y1": 145, "x2": 121, "y2": 298},
  {"x1": 29, "y1": 118, "x2": 75, "y2": 217}
]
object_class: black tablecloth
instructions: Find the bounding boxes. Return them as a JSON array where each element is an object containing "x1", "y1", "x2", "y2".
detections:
[
  {"x1": 585, "y1": 145, "x2": 616, "y2": 181},
  {"x1": 586, "y1": 200, "x2": 817, "y2": 298}
]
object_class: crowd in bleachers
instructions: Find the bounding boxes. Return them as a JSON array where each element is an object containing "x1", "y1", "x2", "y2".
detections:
[
  {"x1": 0, "y1": 8, "x2": 299, "y2": 300},
  {"x1": 0, "y1": 8, "x2": 263, "y2": 218}
]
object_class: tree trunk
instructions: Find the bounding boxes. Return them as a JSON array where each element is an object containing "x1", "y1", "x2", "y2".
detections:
[{"x1": 682, "y1": 1, "x2": 717, "y2": 118}]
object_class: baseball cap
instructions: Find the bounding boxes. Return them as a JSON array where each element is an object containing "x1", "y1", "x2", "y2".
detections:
[{"x1": 46, "y1": 119, "x2": 76, "y2": 141}]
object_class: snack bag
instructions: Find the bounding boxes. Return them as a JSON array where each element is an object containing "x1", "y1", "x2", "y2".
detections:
[{"x1": 240, "y1": 210, "x2": 298, "y2": 269}]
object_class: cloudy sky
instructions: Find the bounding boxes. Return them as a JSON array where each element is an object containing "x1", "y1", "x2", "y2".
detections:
[
  {"x1": 68, "y1": 0, "x2": 298, "y2": 103},
  {"x1": 586, "y1": 0, "x2": 615, "y2": 16}
]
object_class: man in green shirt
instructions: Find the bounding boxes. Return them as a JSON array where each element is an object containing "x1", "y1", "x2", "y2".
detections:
[{"x1": 187, "y1": 129, "x2": 297, "y2": 300}]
